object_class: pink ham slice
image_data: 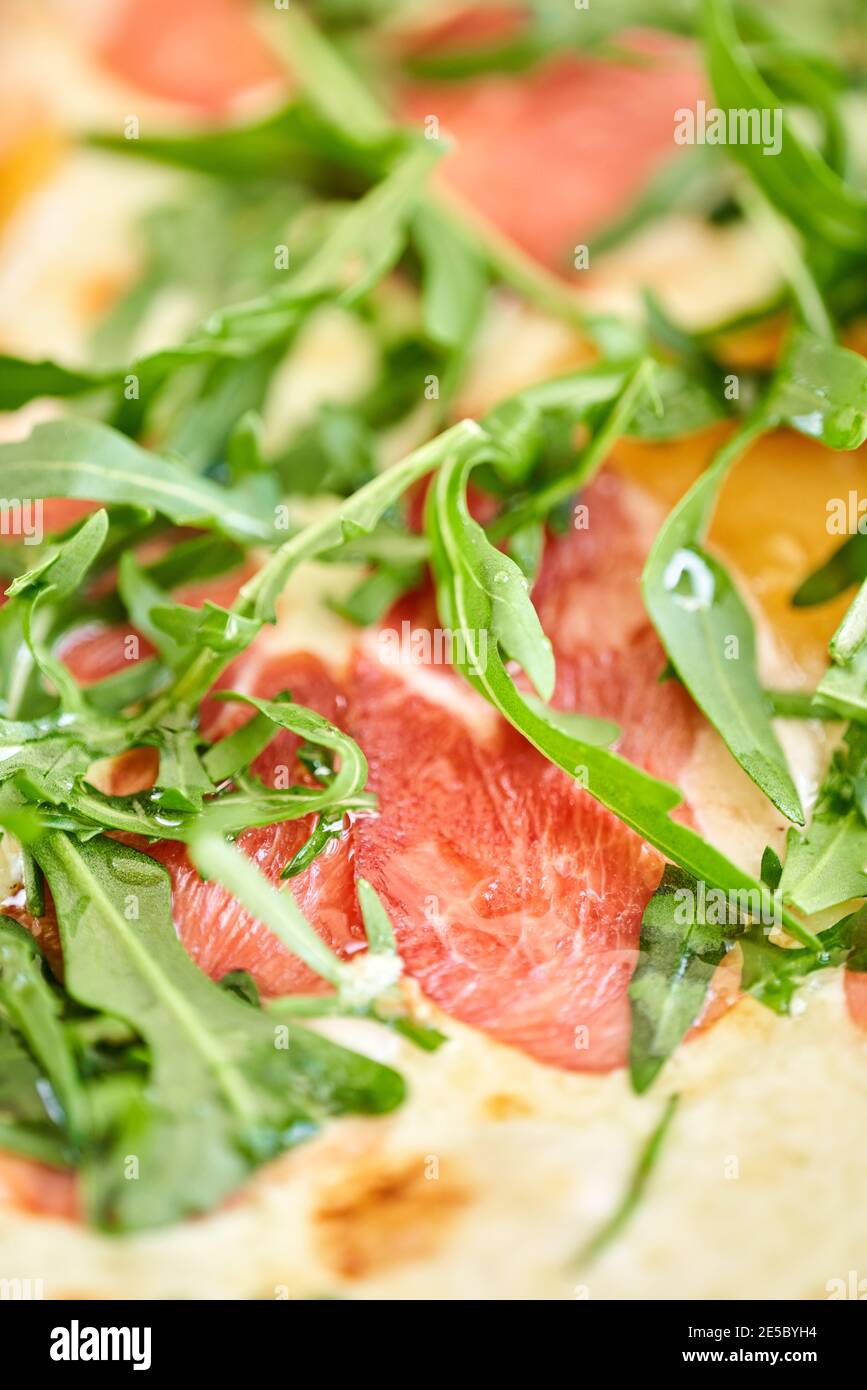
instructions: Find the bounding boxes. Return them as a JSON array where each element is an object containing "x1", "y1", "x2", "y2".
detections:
[
  {"x1": 397, "y1": 14, "x2": 702, "y2": 269},
  {"x1": 46, "y1": 473, "x2": 703, "y2": 1071},
  {"x1": 346, "y1": 474, "x2": 702, "y2": 1069}
]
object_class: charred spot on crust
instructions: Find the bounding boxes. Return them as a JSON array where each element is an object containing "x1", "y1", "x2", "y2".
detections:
[{"x1": 314, "y1": 1155, "x2": 469, "y2": 1280}]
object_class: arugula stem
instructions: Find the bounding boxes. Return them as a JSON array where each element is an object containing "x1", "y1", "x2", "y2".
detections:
[
  {"x1": 254, "y1": 0, "x2": 392, "y2": 144},
  {"x1": 577, "y1": 1094, "x2": 679, "y2": 1265},
  {"x1": 766, "y1": 689, "x2": 840, "y2": 721}
]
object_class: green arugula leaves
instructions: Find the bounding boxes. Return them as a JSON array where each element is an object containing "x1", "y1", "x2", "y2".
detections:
[
  {"x1": 764, "y1": 330, "x2": 867, "y2": 450},
  {"x1": 642, "y1": 420, "x2": 804, "y2": 824},
  {"x1": 628, "y1": 866, "x2": 731, "y2": 1093},
  {"x1": 794, "y1": 533, "x2": 867, "y2": 607},
  {"x1": 0, "y1": 420, "x2": 274, "y2": 543},
  {"x1": 704, "y1": 0, "x2": 867, "y2": 251},
  {"x1": 644, "y1": 330, "x2": 867, "y2": 825},
  {"x1": 13, "y1": 832, "x2": 403, "y2": 1231},
  {"x1": 779, "y1": 726, "x2": 867, "y2": 915},
  {"x1": 629, "y1": 864, "x2": 854, "y2": 1092}
]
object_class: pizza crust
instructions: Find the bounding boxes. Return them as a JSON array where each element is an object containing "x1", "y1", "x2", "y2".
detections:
[{"x1": 1, "y1": 17, "x2": 864, "y2": 1301}]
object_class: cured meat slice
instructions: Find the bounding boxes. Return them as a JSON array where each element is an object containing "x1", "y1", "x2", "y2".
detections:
[
  {"x1": 345, "y1": 475, "x2": 701, "y2": 1069},
  {"x1": 845, "y1": 970, "x2": 867, "y2": 1033},
  {"x1": 97, "y1": 0, "x2": 282, "y2": 112},
  {"x1": 398, "y1": 18, "x2": 702, "y2": 268},
  {"x1": 0, "y1": 1153, "x2": 77, "y2": 1222},
  {"x1": 348, "y1": 652, "x2": 666, "y2": 1070}
]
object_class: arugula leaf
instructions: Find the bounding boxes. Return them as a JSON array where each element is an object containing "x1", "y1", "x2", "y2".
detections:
[
  {"x1": 814, "y1": 574, "x2": 867, "y2": 725},
  {"x1": 4, "y1": 739, "x2": 91, "y2": 805},
  {"x1": 280, "y1": 806, "x2": 347, "y2": 879},
  {"x1": 274, "y1": 402, "x2": 376, "y2": 497},
  {"x1": 740, "y1": 915, "x2": 851, "y2": 1014},
  {"x1": 266, "y1": 876, "x2": 444, "y2": 1048},
  {"x1": 198, "y1": 141, "x2": 437, "y2": 361},
  {"x1": 8, "y1": 509, "x2": 109, "y2": 604},
  {"x1": 642, "y1": 421, "x2": 804, "y2": 823},
  {"x1": 263, "y1": 0, "x2": 393, "y2": 144},
  {"x1": 8, "y1": 511, "x2": 110, "y2": 716},
  {"x1": 628, "y1": 866, "x2": 730, "y2": 1093},
  {"x1": 0, "y1": 1005, "x2": 73, "y2": 1167},
  {"x1": 433, "y1": 481, "x2": 556, "y2": 702},
  {"x1": 736, "y1": 179, "x2": 834, "y2": 342},
  {"x1": 218, "y1": 970, "x2": 261, "y2": 1009},
  {"x1": 816, "y1": 642, "x2": 867, "y2": 723},
  {"x1": 519, "y1": 693, "x2": 619, "y2": 749},
  {"x1": 0, "y1": 1015, "x2": 49, "y2": 1128},
  {"x1": 425, "y1": 431, "x2": 820, "y2": 946},
  {"x1": 765, "y1": 688, "x2": 840, "y2": 721},
  {"x1": 764, "y1": 330, "x2": 867, "y2": 449},
  {"x1": 210, "y1": 691, "x2": 368, "y2": 809},
  {"x1": 18, "y1": 685, "x2": 373, "y2": 844},
  {"x1": 31, "y1": 831, "x2": 404, "y2": 1230},
  {"x1": 847, "y1": 904, "x2": 867, "y2": 974},
  {"x1": 644, "y1": 331, "x2": 867, "y2": 822},
  {"x1": 625, "y1": 361, "x2": 729, "y2": 442},
  {"x1": 779, "y1": 725, "x2": 867, "y2": 914},
  {"x1": 85, "y1": 658, "x2": 168, "y2": 714},
  {"x1": 260, "y1": 0, "x2": 640, "y2": 350},
  {"x1": 793, "y1": 532, "x2": 867, "y2": 606},
  {"x1": 59, "y1": 777, "x2": 375, "y2": 846},
  {"x1": 147, "y1": 691, "x2": 367, "y2": 839},
  {"x1": 150, "y1": 600, "x2": 262, "y2": 665},
  {"x1": 148, "y1": 537, "x2": 246, "y2": 593},
  {"x1": 593, "y1": 146, "x2": 728, "y2": 259},
  {"x1": 88, "y1": 100, "x2": 399, "y2": 183},
  {"x1": 486, "y1": 360, "x2": 655, "y2": 532},
  {"x1": 0, "y1": 420, "x2": 274, "y2": 543},
  {"x1": 0, "y1": 917, "x2": 85, "y2": 1137},
  {"x1": 356, "y1": 877, "x2": 398, "y2": 955},
  {"x1": 161, "y1": 352, "x2": 282, "y2": 477},
  {"x1": 117, "y1": 552, "x2": 183, "y2": 667},
  {"x1": 329, "y1": 561, "x2": 422, "y2": 627},
  {"x1": 240, "y1": 419, "x2": 485, "y2": 626},
  {"x1": 0, "y1": 355, "x2": 107, "y2": 412},
  {"x1": 201, "y1": 709, "x2": 277, "y2": 784},
  {"x1": 760, "y1": 843, "x2": 783, "y2": 889},
  {"x1": 151, "y1": 726, "x2": 215, "y2": 814},
  {"x1": 413, "y1": 203, "x2": 488, "y2": 350},
  {"x1": 828, "y1": 577, "x2": 867, "y2": 664},
  {"x1": 506, "y1": 519, "x2": 544, "y2": 583},
  {"x1": 704, "y1": 0, "x2": 867, "y2": 251}
]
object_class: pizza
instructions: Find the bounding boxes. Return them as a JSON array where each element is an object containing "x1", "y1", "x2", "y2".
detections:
[{"x1": 1, "y1": 0, "x2": 867, "y2": 1302}]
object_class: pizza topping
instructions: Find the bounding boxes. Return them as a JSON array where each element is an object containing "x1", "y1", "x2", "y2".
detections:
[{"x1": 2, "y1": 0, "x2": 867, "y2": 1228}]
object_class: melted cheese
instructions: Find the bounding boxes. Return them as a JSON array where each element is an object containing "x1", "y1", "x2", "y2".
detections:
[{"x1": 3, "y1": 976, "x2": 866, "y2": 1299}]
